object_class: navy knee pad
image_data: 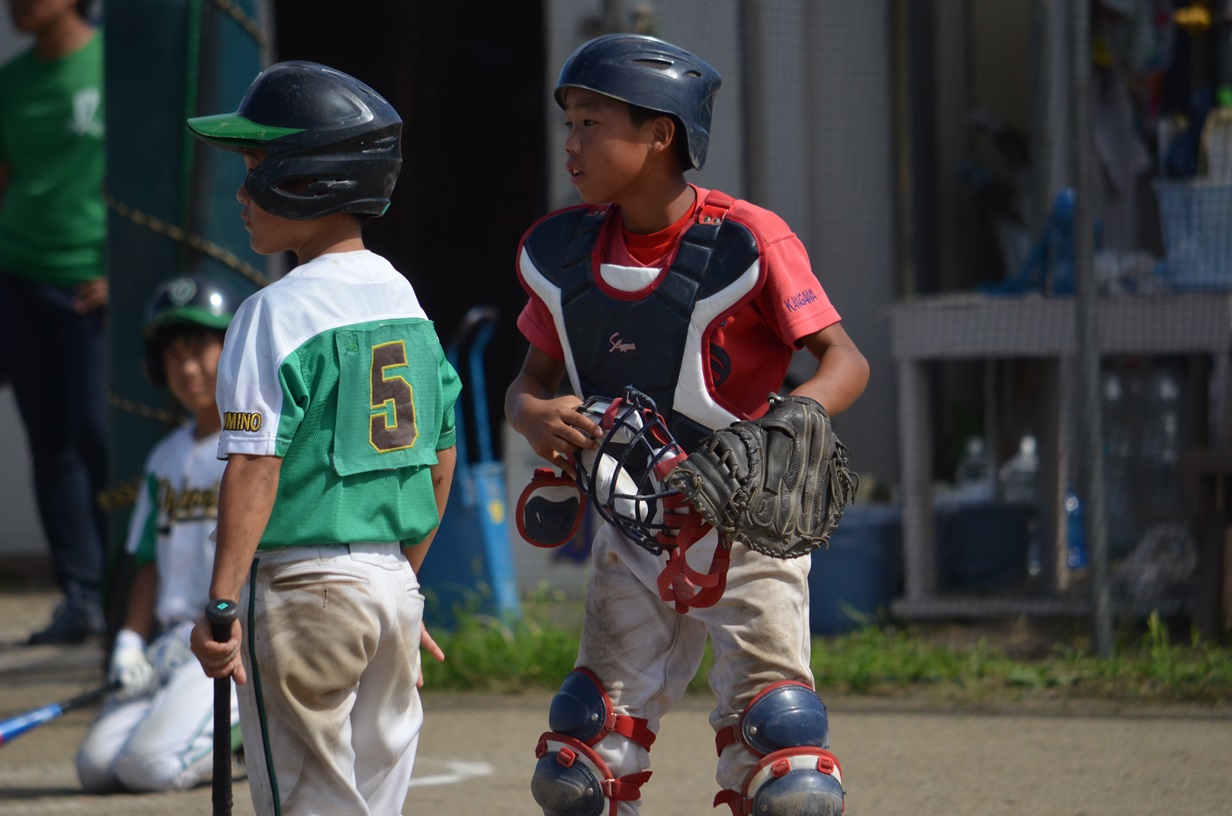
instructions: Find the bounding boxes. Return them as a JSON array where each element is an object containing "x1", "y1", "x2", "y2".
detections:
[
  {"x1": 714, "y1": 681, "x2": 845, "y2": 816},
  {"x1": 531, "y1": 668, "x2": 655, "y2": 815}
]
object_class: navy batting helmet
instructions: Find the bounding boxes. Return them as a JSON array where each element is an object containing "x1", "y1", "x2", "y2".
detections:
[
  {"x1": 143, "y1": 273, "x2": 247, "y2": 387},
  {"x1": 555, "y1": 34, "x2": 722, "y2": 170},
  {"x1": 186, "y1": 61, "x2": 402, "y2": 220}
]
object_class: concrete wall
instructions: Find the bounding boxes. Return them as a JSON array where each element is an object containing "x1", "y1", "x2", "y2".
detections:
[{"x1": 0, "y1": 14, "x2": 44, "y2": 561}]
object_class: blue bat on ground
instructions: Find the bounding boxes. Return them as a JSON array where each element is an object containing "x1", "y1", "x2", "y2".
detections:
[{"x1": 0, "y1": 683, "x2": 114, "y2": 747}]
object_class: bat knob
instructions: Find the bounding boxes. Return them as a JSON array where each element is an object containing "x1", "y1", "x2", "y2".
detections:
[{"x1": 205, "y1": 599, "x2": 238, "y2": 643}]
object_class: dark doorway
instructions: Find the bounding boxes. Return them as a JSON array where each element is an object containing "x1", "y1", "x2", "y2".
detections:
[{"x1": 273, "y1": 1, "x2": 546, "y2": 460}]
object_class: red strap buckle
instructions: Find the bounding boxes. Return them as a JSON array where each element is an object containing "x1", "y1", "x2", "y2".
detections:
[
  {"x1": 713, "y1": 789, "x2": 752, "y2": 815},
  {"x1": 555, "y1": 746, "x2": 577, "y2": 768},
  {"x1": 698, "y1": 190, "x2": 735, "y2": 226},
  {"x1": 603, "y1": 770, "x2": 652, "y2": 802},
  {"x1": 771, "y1": 758, "x2": 792, "y2": 778}
]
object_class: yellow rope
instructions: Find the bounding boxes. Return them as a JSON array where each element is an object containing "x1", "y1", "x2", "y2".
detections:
[
  {"x1": 211, "y1": 0, "x2": 267, "y2": 45},
  {"x1": 104, "y1": 190, "x2": 269, "y2": 288},
  {"x1": 105, "y1": 386, "x2": 184, "y2": 425},
  {"x1": 97, "y1": 477, "x2": 141, "y2": 513}
]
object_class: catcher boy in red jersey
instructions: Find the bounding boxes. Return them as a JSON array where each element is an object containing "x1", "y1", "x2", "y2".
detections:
[{"x1": 505, "y1": 34, "x2": 869, "y2": 816}]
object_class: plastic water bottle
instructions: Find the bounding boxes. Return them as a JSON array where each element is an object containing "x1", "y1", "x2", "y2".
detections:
[
  {"x1": 1065, "y1": 488, "x2": 1087, "y2": 570},
  {"x1": 1001, "y1": 435, "x2": 1041, "y2": 577},
  {"x1": 953, "y1": 436, "x2": 994, "y2": 501},
  {"x1": 1102, "y1": 369, "x2": 1135, "y2": 556},
  {"x1": 1201, "y1": 86, "x2": 1232, "y2": 181},
  {"x1": 999, "y1": 434, "x2": 1039, "y2": 505}
]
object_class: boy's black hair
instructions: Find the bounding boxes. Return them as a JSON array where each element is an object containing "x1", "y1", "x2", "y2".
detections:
[
  {"x1": 144, "y1": 323, "x2": 227, "y2": 388},
  {"x1": 626, "y1": 103, "x2": 693, "y2": 173}
]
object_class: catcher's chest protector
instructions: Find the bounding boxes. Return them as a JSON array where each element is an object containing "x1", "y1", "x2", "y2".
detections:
[{"x1": 521, "y1": 191, "x2": 763, "y2": 451}]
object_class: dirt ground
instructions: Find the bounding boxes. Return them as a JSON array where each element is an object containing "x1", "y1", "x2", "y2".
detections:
[{"x1": 2, "y1": 588, "x2": 1230, "y2": 815}]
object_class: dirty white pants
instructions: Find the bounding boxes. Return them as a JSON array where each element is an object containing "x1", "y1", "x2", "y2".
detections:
[{"x1": 238, "y1": 543, "x2": 424, "y2": 816}]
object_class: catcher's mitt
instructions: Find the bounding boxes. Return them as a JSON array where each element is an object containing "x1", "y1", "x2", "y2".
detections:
[{"x1": 663, "y1": 394, "x2": 857, "y2": 558}]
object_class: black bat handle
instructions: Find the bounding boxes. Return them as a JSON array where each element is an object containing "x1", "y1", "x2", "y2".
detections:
[{"x1": 205, "y1": 599, "x2": 239, "y2": 816}]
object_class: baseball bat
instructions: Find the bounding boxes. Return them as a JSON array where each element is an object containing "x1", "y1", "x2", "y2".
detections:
[
  {"x1": 0, "y1": 682, "x2": 114, "y2": 748},
  {"x1": 206, "y1": 599, "x2": 239, "y2": 816}
]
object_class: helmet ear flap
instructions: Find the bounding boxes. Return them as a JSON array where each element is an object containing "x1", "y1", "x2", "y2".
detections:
[
  {"x1": 517, "y1": 468, "x2": 587, "y2": 548},
  {"x1": 245, "y1": 151, "x2": 400, "y2": 220}
]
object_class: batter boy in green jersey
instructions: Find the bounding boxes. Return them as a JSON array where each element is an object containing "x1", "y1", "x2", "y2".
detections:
[{"x1": 186, "y1": 61, "x2": 461, "y2": 816}]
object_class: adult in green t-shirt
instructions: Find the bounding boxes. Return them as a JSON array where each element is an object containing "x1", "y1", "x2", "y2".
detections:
[{"x1": 0, "y1": 0, "x2": 107, "y2": 645}]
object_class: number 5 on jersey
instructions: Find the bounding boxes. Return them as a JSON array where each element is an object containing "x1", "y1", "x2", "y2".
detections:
[
  {"x1": 370, "y1": 340, "x2": 418, "y2": 453},
  {"x1": 332, "y1": 323, "x2": 441, "y2": 477}
]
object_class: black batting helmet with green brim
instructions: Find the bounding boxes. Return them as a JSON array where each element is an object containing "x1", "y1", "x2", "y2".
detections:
[
  {"x1": 143, "y1": 273, "x2": 249, "y2": 387},
  {"x1": 187, "y1": 60, "x2": 402, "y2": 220}
]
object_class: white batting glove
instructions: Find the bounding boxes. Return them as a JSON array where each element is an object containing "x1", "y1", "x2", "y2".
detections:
[
  {"x1": 108, "y1": 629, "x2": 157, "y2": 699},
  {"x1": 147, "y1": 621, "x2": 196, "y2": 679}
]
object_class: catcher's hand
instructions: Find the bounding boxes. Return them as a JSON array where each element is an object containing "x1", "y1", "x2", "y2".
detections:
[{"x1": 663, "y1": 395, "x2": 857, "y2": 558}]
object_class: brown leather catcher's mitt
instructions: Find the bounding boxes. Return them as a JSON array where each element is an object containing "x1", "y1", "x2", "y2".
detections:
[{"x1": 663, "y1": 395, "x2": 857, "y2": 558}]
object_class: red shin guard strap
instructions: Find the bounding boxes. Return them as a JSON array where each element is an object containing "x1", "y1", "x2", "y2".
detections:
[
  {"x1": 605, "y1": 770, "x2": 653, "y2": 803},
  {"x1": 713, "y1": 788, "x2": 751, "y2": 815},
  {"x1": 657, "y1": 538, "x2": 731, "y2": 613}
]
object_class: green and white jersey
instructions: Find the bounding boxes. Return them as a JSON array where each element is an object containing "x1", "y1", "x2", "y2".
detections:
[
  {"x1": 216, "y1": 250, "x2": 461, "y2": 549},
  {"x1": 127, "y1": 424, "x2": 223, "y2": 630}
]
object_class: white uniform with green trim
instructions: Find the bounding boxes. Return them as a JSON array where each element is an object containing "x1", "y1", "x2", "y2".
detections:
[
  {"x1": 76, "y1": 425, "x2": 241, "y2": 793},
  {"x1": 215, "y1": 249, "x2": 461, "y2": 816}
]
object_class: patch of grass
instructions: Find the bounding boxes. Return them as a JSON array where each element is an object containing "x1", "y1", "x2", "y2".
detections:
[
  {"x1": 812, "y1": 612, "x2": 1232, "y2": 705},
  {"x1": 422, "y1": 612, "x2": 579, "y2": 691},
  {"x1": 422, "y1": 596, "x2": 1232, "y2": 706}
]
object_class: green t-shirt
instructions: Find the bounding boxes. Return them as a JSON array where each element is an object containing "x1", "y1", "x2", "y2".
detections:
[{"x1": 0, "y1": 33, "x2": 105, "y2": 285}]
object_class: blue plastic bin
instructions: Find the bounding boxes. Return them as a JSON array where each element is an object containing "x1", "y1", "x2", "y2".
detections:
[
  {"x1": 414, "y1": 307, "x2": 520, "y2": 629},
  {"x1": 934, "y1": 499, "x2": 1034, "y2": 592},
  {"x1": 808, "y1": 504, "x2": 903, "y2": 635}
]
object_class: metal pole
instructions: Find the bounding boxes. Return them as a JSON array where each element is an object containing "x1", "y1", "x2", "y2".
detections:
[
  {"x1": 1070, "y1": 0, "x2": 1113, "y2": 656},
  {"x1": 890, "y1": 0, "x2": 915, "y2": 298},
  {"x1": 738, "y1": 0, "x2": 763, "y2": 202},
  {"x1": 603, "y1": 0, "x2": 622, "y2": 33}
]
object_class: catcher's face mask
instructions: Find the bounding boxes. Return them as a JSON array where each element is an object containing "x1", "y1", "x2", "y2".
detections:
[{"x1": 572, "y1": 387, "x2": 697, "y2": 555}]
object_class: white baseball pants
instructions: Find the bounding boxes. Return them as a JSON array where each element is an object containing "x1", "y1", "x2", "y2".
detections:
[{"x1": 237, "y1": 542, "x2": 424, "y2": 816}]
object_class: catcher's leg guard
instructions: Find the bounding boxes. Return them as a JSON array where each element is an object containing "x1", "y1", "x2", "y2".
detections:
[
  {"x1": 532, "y1": 668, "x2": 655, "y2": 816},
  {"x1": 713, "y1": 681, "x2": 845, "y2": 816}
]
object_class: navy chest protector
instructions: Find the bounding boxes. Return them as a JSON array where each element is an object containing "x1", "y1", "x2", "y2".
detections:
[
  {"x1": 520, "y1": 191, "x2": 763, "y2": 453},
  {"x1": 518, "y1": 192, "x2": 768, "y2": 612}
]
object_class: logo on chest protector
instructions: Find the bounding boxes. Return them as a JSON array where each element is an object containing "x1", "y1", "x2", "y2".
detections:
[{"x1": 608, "y1": 332, "x2": 638, "y2": 353}]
